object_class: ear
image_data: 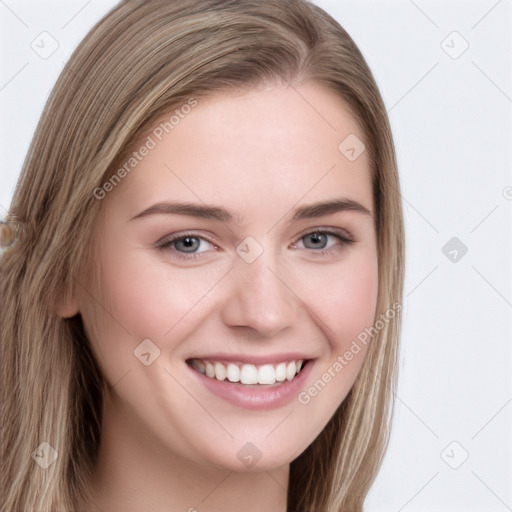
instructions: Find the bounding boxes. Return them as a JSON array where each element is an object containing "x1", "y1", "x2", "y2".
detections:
[
  {"x1": 55, "y1": 291, "x2": 80, "y2": 318},
  {"x1": 56, "y1": 301, "x2": 79, "y2": 318}
]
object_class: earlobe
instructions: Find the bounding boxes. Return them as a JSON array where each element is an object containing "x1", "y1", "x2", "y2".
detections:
[{"x1": 55, "y1": 295, "x2": 79, "y2": 318}]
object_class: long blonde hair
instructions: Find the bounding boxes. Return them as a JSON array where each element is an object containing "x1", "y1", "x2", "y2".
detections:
[{"x1": 1, "y1": 1, "x2": 405, "y2": 510}]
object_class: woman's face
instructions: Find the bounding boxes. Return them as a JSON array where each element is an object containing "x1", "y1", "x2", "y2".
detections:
[{"x1": 75, "y1": 82, "x2": 378, "y2": 472}]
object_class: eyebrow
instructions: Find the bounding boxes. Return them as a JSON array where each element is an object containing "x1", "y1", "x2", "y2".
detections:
[{"x1": 129, "y1": 198, "x2": 372, "y2": 223}]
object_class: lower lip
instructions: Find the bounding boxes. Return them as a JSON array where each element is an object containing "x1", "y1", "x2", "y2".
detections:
[{"x1": 188, "y1": 361, "x2": 314, "y2": 411}]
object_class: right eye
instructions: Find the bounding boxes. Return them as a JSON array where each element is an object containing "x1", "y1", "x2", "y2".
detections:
[{"x1": 155, "y1": 232, "x2": 219, "y2": 260}]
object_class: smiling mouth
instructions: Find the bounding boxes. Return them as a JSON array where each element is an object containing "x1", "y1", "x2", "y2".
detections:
[{"x1": 187, "y1": 358, "x2": 309, "y2": 386}]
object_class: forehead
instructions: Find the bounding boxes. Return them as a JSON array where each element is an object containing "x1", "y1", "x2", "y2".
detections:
[{"x1": 104, "y1": 82, "x2": 373, "y2": 223}]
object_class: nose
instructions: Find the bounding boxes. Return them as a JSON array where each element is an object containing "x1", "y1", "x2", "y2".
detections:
[{"x1": 220, "y1": 250, "x2": 299, "y2": 338}]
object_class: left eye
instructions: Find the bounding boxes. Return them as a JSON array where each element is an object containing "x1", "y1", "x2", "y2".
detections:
[
  {"x1": 292, "y1": 230, "x2": 353, "y2": 253},
  {"x1": 300, "y1": 232, "x2": 334, "y2": 250}
]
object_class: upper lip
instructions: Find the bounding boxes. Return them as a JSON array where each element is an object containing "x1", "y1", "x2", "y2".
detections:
[{"x1": 186, "y1": 352, "x2": 314, "y2": 365}]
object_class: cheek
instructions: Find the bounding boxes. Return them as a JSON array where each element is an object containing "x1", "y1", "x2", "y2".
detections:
[
  {"x1": 95, "y1": 239, "x2": 229, "y2": 341},
  {"x1": 336, "y1": 255, "x2": 379, "y2": 339},
  {"x1": 299, "y1": 250, "x2": 379, "y2": 348},
  {"x1": 292, "y1": 252, "x2": 378, "y2": 418}
]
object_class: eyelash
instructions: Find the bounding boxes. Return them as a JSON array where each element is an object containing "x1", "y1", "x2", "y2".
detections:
[{"x1": 155, "y1": 228, "x2": 354, "y2": 261}]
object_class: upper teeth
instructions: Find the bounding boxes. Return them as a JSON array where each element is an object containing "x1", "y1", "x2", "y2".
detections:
[{"x1": 190, "y1": 359, "x2": 304, "y2": 385}]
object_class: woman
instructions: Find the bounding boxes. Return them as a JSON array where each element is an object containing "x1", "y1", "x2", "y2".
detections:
[{"x1": 1, "y1": 1, "x2": 405, "y2": 510}]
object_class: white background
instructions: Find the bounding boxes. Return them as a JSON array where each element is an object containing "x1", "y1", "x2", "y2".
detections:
[{"x1": 1, "y1": 1, "x2": 511, "y2": 511}]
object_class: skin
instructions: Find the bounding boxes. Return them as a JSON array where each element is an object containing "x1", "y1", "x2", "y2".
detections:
[{"x1": 63, "y1": 81, "x2": 379, "y2": 512}]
